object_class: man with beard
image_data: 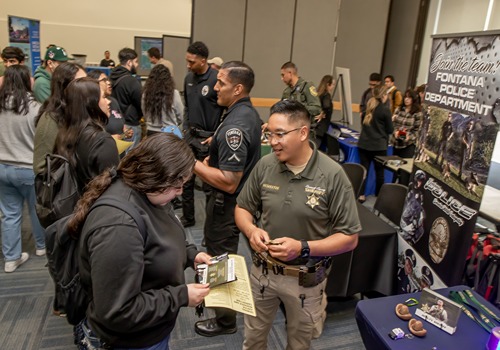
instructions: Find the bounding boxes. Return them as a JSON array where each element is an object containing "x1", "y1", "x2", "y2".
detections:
[
  {"x1": 110, "y1": 48, "x2": 142, "y2": 150},
  {"x1": 193, "y1": 61, "x2": 261, "y2": 337},
  {"x1": 429, "y1": 299, "x2": 448, "y2": 323},
  {"x1": 33, "y1": 46, "x2": 73, "y2": 103}
]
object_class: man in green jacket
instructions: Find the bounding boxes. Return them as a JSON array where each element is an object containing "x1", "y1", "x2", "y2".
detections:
[
  {"x1": 33, "y1": 46, "x2": 73, "y2": 103},
  {"x1": 280, "y1": 61, "x2": 321, "y2": 122}
]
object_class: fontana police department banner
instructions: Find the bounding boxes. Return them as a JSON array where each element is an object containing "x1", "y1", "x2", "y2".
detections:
[
  {"x1": 397, "y1": 30, "x2": 500, "y2": 294},
  {"x1": 8, "y1": 15, "x2": 41, "y2": 73}
]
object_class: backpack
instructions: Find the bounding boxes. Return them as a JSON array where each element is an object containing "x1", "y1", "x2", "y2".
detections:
[
  {"x1": 35, "y1": 154, "x2": 80, "y2": 228},
  {"x1": 45, "y1": 196, "x2": 147, "y2": 325}
]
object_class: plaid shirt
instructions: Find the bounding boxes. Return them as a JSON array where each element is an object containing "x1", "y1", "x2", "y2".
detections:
[{"x1": 391, "y1": 108, "x2": 423, "y2": 149}]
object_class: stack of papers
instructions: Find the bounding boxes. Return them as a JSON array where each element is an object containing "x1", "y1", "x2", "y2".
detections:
[{"x1": 340, "y1": 127, "x2": 360, "y2": 140}]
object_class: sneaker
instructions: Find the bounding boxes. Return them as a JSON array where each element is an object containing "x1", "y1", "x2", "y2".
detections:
[
  {"x1": 35, "y1": 248, "x2": 46, "y2": 256},
  {"x1": 53, "y1": 310, "x2": 67, "y2": 317},
  {"x1": 5, "y1": 252, "x2": 29, "y2": 273}
]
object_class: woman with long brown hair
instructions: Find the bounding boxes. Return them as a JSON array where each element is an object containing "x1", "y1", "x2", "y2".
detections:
[
  {"x1": 357, "y1": 84, "x2": 393, "y2": 202},
  {"x1": 391, "y1": 89, "x2": 423, "y2": 158},
  {"x1": 315, "y1": 75, "x2": 335, "y2": 148},
  {"x1": 55, "y1": 77, "x2": 119, "y2": 191},
  {"x1": 142, "y1": 64, "x2": 183, "y2": 135},
  {"x1": 72, "y1": 133, "x2": 210, "y2": 349},
  {"x1": 33, "y1": 62, "x2": 86, "y2": 175},
  {"x1": 0, "y1": 65, "x2": 46, "y2": 272}
]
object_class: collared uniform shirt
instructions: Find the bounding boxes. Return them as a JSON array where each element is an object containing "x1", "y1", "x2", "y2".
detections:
[
  {"x1": 183, "y1": 67, "x2": 224, "y2": 132},
  {"x1": 237, "y1": 143, "x2": 361, "y2": 244},
  {"x1": 282, "y1": 77, "x2": 322, "y2": 119},
  {"x1": 208, "y1": 97, "x2": 262, "y2": 195}
]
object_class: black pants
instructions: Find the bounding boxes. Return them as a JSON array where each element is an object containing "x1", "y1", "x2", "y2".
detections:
[
  {"x1": 204, "y1": 191, "x2": 239, "y2": 327},
  {"x1": 358, "y1": 148, "x2": 387, "y2": 196},
  {"x1": 182, "y1": 132, "x2": 210, "y2": 221}
]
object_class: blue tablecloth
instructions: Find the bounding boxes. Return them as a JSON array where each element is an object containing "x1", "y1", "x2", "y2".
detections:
[
  {"x1": 336, "y1": 125, "x2": 393, "y2": 196},
  {"x1": 355, "y1": 285, "x2": 498, "y2": 350}
]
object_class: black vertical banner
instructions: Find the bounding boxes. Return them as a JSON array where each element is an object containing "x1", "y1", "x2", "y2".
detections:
[{"x1": 397, "y1": 31, "x2": 500, "y2": 293}]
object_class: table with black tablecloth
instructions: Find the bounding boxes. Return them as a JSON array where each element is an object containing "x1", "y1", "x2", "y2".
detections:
[
  {"x1": 336, "y1": 125, "x2": 394, "y2": 196},
  {"x1": 355, "y1": 285, "x2": 498, "y2": 350},
  {"x1": 326, "y1": 203, "x2": 397, "y2": 297}
]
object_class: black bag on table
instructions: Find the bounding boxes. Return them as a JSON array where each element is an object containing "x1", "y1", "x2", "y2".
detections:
[{"x1": 45, "y1": 196, "x2": 147, "y2": 325}]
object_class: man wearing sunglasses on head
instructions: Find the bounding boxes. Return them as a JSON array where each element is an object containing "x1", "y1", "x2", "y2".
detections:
[{"x1": 235, "y1": 100, "x2": 361, "y2": 349}]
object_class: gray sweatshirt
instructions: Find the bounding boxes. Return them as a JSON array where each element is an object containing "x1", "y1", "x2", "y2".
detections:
[
  {"x1": 0, "y1": 96, "x2": 40, "y2": 168},
  {"x1": 143, "y1": 89, "x2": 184, "y2": 133}
]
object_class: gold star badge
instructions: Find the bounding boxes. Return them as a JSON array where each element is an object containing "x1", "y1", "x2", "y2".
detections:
[{"x1": 306, "y1": 193, "x2": 319, "y2": 209}]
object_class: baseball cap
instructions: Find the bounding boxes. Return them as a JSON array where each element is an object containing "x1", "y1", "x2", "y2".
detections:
[
  {"x1": 207, "y1": 57, "x2": 224, "y2": 67},
  {"x1": 44, "y1": 46, "x2": 73, "y2": 62}
]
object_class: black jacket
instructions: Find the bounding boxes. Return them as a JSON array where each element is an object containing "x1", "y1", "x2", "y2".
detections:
[
  {"x1": 357, "y1": 103, "x2": 394, "y2": 151},
  {"x1": 110, "y1": 66, "x2": 143, "y2": 126},
  {"x1": 79, "y1": 179, "x2": 199, "y2": 347},
  {"x1": 75, "y1": 125, "x2": 120, "y2": 191}
]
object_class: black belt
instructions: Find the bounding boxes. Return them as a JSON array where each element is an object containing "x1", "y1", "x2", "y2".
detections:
[
  {"x1": 252, "y1": 252, "x2": 332, "y2": 287},
  {"x1": 190, "y1": 127, "x2": 214, "y2": 138}
]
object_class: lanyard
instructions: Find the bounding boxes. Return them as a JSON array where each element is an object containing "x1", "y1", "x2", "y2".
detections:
[
  {"x1": 449, "y1": 291, "x2": 495, "y2": 333},
  {"x1": 464, "y1": 289, "x2": 500, "y2": 322}
]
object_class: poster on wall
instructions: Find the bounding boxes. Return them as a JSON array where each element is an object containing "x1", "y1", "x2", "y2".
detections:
[
  {"x1": 134, "y1": 37, "x2": 163, "y2": 76},
  {"x1": 8, "y1": 15, "x2": 41, "y2": 73},
  {"x1": 397, "y1": 30, "x2": 500, "y2": 293}
]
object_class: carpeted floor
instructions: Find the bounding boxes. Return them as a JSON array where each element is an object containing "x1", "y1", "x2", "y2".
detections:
[{"x1": 0, "y1": 192, "x2": 369, "y2": 350}]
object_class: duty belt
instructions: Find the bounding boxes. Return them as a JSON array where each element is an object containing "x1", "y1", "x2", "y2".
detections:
[
  {"x1": 252, "y1": 252, "x2": 332, "y2": 287},
  {"x1": 190, "y1": 127, "x2": 214, "y2": 138}
]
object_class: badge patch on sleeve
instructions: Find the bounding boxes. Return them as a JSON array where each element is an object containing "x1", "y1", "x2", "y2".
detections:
[
  {"x1": 309, "y1": 86, "x2": 318, "y2": 97},
  {"x1": 226, "y1": 128, "x2": 243, "y2": 151}
]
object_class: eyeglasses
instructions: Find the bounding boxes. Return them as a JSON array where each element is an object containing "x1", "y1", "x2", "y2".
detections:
[
  {"x1": 99, "y1": 77, "x2": 110, "y2": 83},
  {"x1": 263, "y1": 127, "x2": 301, "y2": 140}
]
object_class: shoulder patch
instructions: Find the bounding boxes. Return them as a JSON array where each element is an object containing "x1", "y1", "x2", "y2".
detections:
[
  {"x1": 309, "y1": 86, "x2": 318, "y2": 97},
  {"x1": 226, "y1": 128, "x2": 243, "y2": 151}
]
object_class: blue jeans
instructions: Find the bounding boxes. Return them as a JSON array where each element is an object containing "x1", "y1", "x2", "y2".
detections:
[
  {"x1": 0, "y1": 163, "x2": 45, "y2": 261},
  {"x1": 124, "y1": 124, "x2": 142, "y2": 153},
  {"x1": 75, "y1": 319, "x2": 170, "y2": 350}
]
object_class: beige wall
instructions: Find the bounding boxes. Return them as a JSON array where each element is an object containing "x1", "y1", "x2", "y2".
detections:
[
  {"x1": 0, "y1": 0, "x2": 192, "y2": 64},
  {"x1": 192, "y1": 0, "x2": 390, "y2": 126}
]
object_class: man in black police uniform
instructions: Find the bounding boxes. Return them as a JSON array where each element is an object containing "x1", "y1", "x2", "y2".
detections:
[
  {"x1": 193, "y1": 61, "x2": 262, "y2": 337},
  {"x1": 436, "y1": 112, "x2": 453, "y2": 167},
  {"x1": 401, "y1": 170, "x2": 426, "y2": 245},
  {"x1": 181, "y1": 41, "x2": 224, "y2": 228}
]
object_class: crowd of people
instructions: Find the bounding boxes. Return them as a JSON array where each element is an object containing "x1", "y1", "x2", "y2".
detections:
[
  {"x1": 357, "y1": 72, "x2": 426, "y2": 202},
  {"x1": 0, "y1": 40, "x2": 426, "y2": 349}
]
